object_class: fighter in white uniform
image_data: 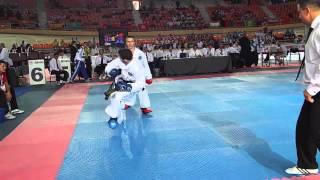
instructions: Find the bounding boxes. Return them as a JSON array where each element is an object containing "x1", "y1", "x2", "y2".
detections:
[
  {"x1": 125, "y1": 36, "x2": 153, "y2": 114},
  {"x1": 105, "y1": 49, "x2": 146, "y2": 129}
]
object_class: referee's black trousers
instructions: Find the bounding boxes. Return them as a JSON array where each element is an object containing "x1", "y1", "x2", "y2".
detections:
[{"x1": 296, "y1": 92, "x2": 320, "y2": 169}]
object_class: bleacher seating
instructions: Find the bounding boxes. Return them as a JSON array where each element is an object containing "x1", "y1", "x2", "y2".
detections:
[
  {"x1": 268, "y1": 2, "x2": 299, "y2": 24},
  {"x1": 139, "y1": 7, "x2": 208, "y2": 31},
  {"x1": 47, "y1": 7, "x2": 135, "y2": 30},
  {"x1": 5, "y1": 0, "x2": 36, "y2": 9},
  {"x1": 54, "y1": 0, "x2": 117, "y2": 9},
  {"x1": 0, "y1": 0, "x2": 303, "y2": 31},
  {"x1": 207, "y1": 4, "x2": 268, "y2": 27}
]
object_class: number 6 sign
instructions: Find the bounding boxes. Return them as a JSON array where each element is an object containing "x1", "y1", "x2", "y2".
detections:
[{"x1": 28, "y1": 59, "x2": 45, "y2": 85}]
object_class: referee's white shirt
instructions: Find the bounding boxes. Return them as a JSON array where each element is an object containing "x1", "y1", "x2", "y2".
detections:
[{"x1": 304, "y1": 16, "x2": 320, "y2": 96}]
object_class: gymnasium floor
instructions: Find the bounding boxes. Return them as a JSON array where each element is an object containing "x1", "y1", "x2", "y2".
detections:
[{"x1": 0, "y1": 69, "x2": 320, "y2": 180}]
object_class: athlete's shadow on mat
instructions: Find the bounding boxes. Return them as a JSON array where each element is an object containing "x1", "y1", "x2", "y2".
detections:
[
  {"x1": 199, "y1": 114, "x2": 295, "y2": 176},
  {"x1": 107, "y1": 109, "x2": 158, "y2": 178},
  {"x1": 109, "y1": 108, "x2": 151, "y2": 159}
]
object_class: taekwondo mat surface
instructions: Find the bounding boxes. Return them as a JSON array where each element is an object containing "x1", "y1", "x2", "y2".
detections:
[{"x1": 1, "y1": 71, "x2": 320, "y2": 180}]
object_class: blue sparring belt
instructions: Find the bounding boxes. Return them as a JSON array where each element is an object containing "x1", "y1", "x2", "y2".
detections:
[
  {"x1": 115, "y1": 79, "x2": 132, "y2": 92},
  {"x1": 104, "y1": 79, "x2": 133, "y2": 100}
]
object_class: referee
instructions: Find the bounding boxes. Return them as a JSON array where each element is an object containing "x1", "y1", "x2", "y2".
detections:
[{"x1": 286, "y1": 0, "x2": 320, "y2": 175}]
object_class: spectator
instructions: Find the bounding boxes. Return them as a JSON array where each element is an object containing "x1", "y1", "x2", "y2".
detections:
[
  {"x1": 0, "y1": 43, "x2": 13, "y2": 66},
  {"x1": 10, "y1": 44, "x2": 18, "y2": 53},
  {"x1": 0, "y1": 60, "x2": 23, "y2": 120},
  {"x1": 0, "y1": 60, "x2": 13, "y2": 120},
  {"x1": 93, "y1": 49, "x2": 110, "y2": 80},
  {"x1": 176, "y1": 1, "x2": 180, "y2": 9},
  {"x1": 49, "y1": 52, "x2": 69, "y2": 85}
]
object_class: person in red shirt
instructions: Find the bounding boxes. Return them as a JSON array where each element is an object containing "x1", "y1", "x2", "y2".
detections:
[
  {"x1": 0, "y1": 60, "x2": 15, "y2": 119},
  {"x1": 0, "y1": 61, "x2": 11, "y2": 100}
]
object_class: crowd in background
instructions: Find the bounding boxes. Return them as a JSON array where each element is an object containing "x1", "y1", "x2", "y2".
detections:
[
  {"x1": 0, "y1": 0, "x2": 301, "y2": 31},
  {"x1": 0, "y1": 26, "x2": 301, "y2": 121},
  {"x1": 2, "y1": 27, "x2": 301, "y2": 85}
]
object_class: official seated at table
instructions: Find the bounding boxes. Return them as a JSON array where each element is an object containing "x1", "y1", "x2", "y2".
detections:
[
  {"x1": 228, "y1": 43, "x2": 241, "y2": 54},
  {"x1": 154, "y1": 46, "x2": 165, "y2": 60},
  {"x1": 274, "y1": 42, "x2": 288, "y2": 65},
  {"x1": 201, "y1": 45, "x2": 208, "y2": 57},
  {"x1": 207, "y1": 45, "x2": 215, "y2": 57},
  {"x1": 176, "y1": 47, "x2": 189, "y2": 58},
  {"x1": 163, "y1": 47, "x2": 178, "y2": 59},
  {"x1": 263, "y1": 42, "x2": 278, "y2": 64},
  {"x1": 224, "y1": 43, "x2": 242, "y2": 68},
  {"x1": 214, "y1": 45, "x2": 228, "y2": 56},
  {"x1": 93, "y1": 49, "x2": 111, "y2": 80},
  {"x1": 49, "y1": 52, "x2": 69, "y2": 85},
  {"x1": 289, "y1": 44, "x2": 304, "y2": 61},
  {"x1": 144, "y1": 48, "x2": 155, "y2": 75},
  {"x1": 188, "y1": 45, "x2": 204, "y2": 58}
]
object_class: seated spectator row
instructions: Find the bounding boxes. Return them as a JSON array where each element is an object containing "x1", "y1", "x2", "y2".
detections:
[
  {"x1": 207, "y1": 5, "x2": 268, "y2": 27},
  {"x1": 47, "y1": 8, "x2": 135, "y2": 30},
  {"x1": 2, "y1": 0, "x2": 117, "y2": 9},
  {"x1": 139, "y1": 7, "x2": 208, "y2": 31},
  {"x1": 0, "y1": 1, "x2": 301, "y2": 31},
  {"x1": 267, "y1": 2, "x2": 300, "y2": 24}
]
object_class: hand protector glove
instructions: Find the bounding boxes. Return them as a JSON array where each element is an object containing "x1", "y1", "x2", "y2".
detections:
[
  {"x1": 109, "y1": 68, "x2": 121, "y2": 79},
  {"x1": 145, "y1": 79, "x2": 152, "y2": 85}
]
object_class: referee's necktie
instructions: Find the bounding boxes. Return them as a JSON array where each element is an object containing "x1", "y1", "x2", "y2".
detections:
[
  {"x1": 295, "y1": 27, "x2": 314, "y2": 81},
  {"x1": 56, "y1": 58, "x2": 59, "y2": 70}
]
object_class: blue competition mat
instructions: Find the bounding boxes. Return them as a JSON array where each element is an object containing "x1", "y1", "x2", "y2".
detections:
[{"x1": 58, "y1": 73, "x2": 318, "y2": 180}]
